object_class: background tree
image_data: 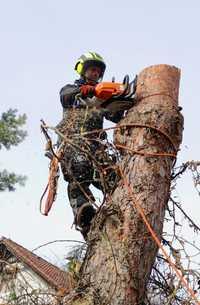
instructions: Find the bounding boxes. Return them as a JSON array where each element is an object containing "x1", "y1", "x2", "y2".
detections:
[{"x1": 0, "y1": 108, "x2": 27, "y2": 191}]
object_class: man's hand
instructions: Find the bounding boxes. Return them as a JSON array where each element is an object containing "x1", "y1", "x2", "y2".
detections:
[{"x1": 80, "y1": 85, "x2": 96, "y2": 98}]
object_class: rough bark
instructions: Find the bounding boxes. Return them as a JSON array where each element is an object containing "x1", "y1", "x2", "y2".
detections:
[{"x1": 62, "y1": 65, "x2": 183, "y2": 305}]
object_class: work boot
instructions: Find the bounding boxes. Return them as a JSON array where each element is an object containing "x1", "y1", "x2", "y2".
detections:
[{"x1": 75, "y1": 203, "x2": 96, "y2": 237}]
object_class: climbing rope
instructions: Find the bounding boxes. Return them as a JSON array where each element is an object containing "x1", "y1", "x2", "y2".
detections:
[
  {"x1": 72, "y1": 123, "x2": 178, "y2": 154},
  {"x1": 39, "y1": 119, "x2": 200, "y2": 303},
  {"x1": 40, "y1": 121, "x2": 177, "y2": 216}
]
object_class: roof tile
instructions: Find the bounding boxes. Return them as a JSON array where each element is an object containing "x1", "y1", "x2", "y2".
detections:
[{"x1": 0, "y1": 237, "x2": 75, "y2": 292}]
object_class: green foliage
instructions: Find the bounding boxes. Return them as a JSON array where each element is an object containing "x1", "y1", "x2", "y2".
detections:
[
  {"x1": 0, "y1": 108, "x2": 27, "y2": 149},
  {"x1": 0, "y1": 109, "x2": 27, "y2": 192},
  {"x1": 0, "y1": 169, "x2": 26, "y2": 192}
]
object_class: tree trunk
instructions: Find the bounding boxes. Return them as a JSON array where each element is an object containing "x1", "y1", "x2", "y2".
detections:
[{"x1": 62, "y1": 65, "x2": 183, "y2": 305}]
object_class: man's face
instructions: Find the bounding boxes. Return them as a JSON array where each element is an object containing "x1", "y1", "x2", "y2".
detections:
[{"x1": 84, "y1": 66, "x2": 102, "y2": 84}]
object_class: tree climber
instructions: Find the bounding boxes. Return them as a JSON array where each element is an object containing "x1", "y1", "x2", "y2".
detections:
[{"x1": 56, "y1": 52, "x2": 129, "y2": 237}]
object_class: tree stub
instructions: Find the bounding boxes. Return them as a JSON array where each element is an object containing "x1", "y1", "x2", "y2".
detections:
[{"x1": 62, "y1": 64, "x2": 183, "y2": 305}]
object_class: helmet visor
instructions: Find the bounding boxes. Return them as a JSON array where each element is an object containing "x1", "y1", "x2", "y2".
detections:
[{"x1": 82, "y1": 60, "x2": 106, "y2": 77}]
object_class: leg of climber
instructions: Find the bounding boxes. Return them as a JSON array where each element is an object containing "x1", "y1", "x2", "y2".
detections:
[
  {"x1": 92, "y1": 166, "x2": 119, "y2": 194},
  {"x1": 60, "y1": 145, "x2": 97, "y2": 235},
  {"x1": 67, "y1": 180, "x2": 96, "y2": 230},
  {"x1": 90, "y1": 141, "x2": 120, "y2": 194}
]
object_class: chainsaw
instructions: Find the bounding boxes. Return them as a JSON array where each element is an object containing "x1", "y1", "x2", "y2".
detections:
[{"x1": 75, "y1": 75, "x2": 137, "y2": 112}]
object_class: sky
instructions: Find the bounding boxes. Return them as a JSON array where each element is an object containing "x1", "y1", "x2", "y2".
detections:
[{"x1": 0, "y1": 0, "x2": 200, "y2": 265}]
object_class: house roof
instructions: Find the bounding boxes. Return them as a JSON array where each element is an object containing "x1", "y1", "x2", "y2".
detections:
[{"x1": 0, "y1": 237, "x2": 74, "y2": 292}]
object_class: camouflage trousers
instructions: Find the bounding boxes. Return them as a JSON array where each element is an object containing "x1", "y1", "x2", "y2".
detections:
[{"x1": 60, "y1": 139, "x2": 119, "y2": 216}]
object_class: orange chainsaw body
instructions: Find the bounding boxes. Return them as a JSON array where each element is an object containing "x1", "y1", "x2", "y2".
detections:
[{"x1": 95, "y1": 82, "x2": 127, "y2": 100}]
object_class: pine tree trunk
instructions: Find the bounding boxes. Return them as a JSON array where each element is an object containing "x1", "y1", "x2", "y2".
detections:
[{"x1": 62, "y1": 65, "x2": 183, "y2": 305}]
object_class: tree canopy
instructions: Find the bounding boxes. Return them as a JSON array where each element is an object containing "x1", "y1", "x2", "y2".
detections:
[{"x1": 0, "y1": 108, "x2": 27, "y2": 191}]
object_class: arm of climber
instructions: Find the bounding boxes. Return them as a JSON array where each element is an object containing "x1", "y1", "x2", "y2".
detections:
[{"x1": 60, "y1": 84, "x2": 80, "y2": 108}]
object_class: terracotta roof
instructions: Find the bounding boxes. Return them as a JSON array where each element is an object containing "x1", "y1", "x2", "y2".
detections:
[{"x1": 0, "y1": 237, "x2": 74, "y2": 292}]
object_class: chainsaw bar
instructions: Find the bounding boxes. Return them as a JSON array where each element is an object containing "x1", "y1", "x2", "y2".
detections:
[{"x1": 100, "y1": 75, "x2": 137, "y2": 111}]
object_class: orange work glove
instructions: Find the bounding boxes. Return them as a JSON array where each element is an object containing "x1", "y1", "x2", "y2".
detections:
[{"x1": 80, "y1": 85, "x2": 96, "y2": 98}]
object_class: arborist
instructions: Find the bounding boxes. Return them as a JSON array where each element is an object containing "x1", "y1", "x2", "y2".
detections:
[{"x1": 48, "y1": 52, "x2": 136, "y2": 237}]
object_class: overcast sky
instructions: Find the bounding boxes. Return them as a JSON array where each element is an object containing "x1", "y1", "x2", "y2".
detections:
[{"x1": 0, "y1": 0, "x2": 200, "y2": 264}]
